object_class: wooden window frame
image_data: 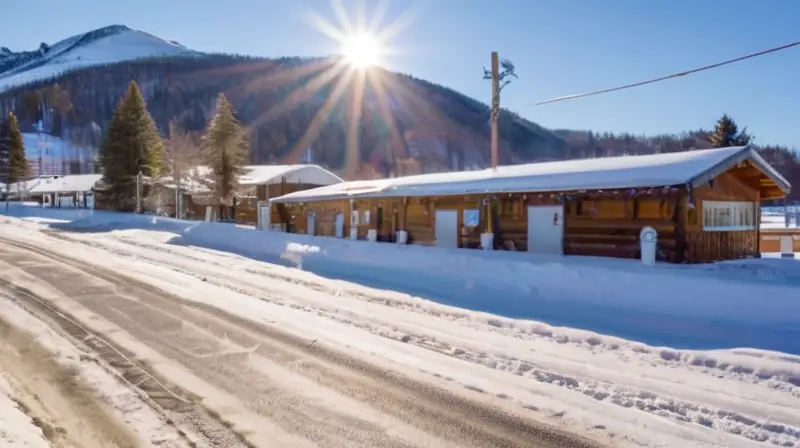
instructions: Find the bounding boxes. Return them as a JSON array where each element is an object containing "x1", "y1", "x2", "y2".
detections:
[{"x1": 702, "y1": 200, "x2": 756, "y2": 231}]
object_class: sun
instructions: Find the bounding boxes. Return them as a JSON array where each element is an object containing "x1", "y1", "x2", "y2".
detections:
[{"x1": 341, "y1": 33, "x2": 382, "y2": 68}]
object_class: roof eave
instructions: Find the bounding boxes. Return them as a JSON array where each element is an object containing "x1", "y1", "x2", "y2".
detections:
[{"x1": 688, "y1": 145, "x2": 791, "y2": 195}]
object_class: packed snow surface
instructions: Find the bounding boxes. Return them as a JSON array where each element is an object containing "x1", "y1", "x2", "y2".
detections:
[
  {"x1": 1, "y1": 203, "x2": 800, "y2": 447},
  {"x1": 0, "y1": 377, "x2": 49, "y2": 448}
]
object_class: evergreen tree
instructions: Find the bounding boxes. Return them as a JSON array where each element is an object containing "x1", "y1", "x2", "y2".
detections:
[
  {"x1": 0, "y1": 120, "x2": 10, "y2": 198},
  {"x1": 0, "y1": 112, "x2": 30, "y2": 199},
  {"x1": 200, "y1": 93, "x2": 250, "y2": 219},
  {"x1": 710, "y1": 114, "x2": 753, "y2": 148},
  {"x1": 98, "y1": 81, "x2": 164, "y2": 211},
  {"x1": 6, "y1": 112, "x2": 29, "y2": 185}
]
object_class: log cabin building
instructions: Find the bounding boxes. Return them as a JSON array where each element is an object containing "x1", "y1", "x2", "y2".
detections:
[
  {"x1": 268, "y1": 146, "x2": 790, "y2": 263},
  {"x1": 94, "y1": 164, "x2": 342, "y2": 221}
]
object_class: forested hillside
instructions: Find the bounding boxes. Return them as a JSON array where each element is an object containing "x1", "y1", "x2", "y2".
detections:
[
  {"x1": 0, "y1": 48, "x2": 797, "y2": 200},
  {"x1": 0, "y1": 54, "x2": 566, "y2": 178}
]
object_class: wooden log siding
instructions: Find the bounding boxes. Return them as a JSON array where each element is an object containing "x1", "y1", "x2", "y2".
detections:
[
  {"x1": 564, "y1": 193, "x2": 680, "y2": 261},
  {"x1": 684, "y1": 169, "x2": 761, "y2": 263},
  {"x1": 687, "y1": 231, "x2": 758, "y2": 263}
]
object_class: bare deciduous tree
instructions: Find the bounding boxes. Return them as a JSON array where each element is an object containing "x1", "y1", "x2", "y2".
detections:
[{"x1": 147, "y1": 120, "x2": 199, "y2": 217}]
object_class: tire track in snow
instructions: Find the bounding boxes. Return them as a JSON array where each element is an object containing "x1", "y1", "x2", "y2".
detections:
[{"x1": 0, "y1": 236, "x2": 604, "y2": 448}]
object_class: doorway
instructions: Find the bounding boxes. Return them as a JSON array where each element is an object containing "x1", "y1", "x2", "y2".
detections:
[
  {"x1": 307, "y1": 212, "x2": 316, "y2": 236},
  {"x1": 335, "y1": 213, "x2": 345, "y2": 238},
  {"x1": 527, "y1": 205, "x2": 564, "y2": 255},
  {"x1": 434, "y1": 209, "x2": 459, "y2": 249}
]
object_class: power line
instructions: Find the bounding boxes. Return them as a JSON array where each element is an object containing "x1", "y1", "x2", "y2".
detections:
[{"x1": 532, "y1": 39, "x2": 800, "y2": 106}]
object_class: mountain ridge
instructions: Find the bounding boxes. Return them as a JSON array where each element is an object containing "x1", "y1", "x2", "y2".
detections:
[{"x1": 0, "y1": 25, "x2": 195, "y2": 92}]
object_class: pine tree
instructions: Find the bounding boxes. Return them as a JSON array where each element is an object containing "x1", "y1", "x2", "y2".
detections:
[
  {"x1": 0, "y1": 119, "x2": 10, "y2": 198},
  {"x1": 200, "y1": 94, "x2": 250, "y2": 219},
  {"x1": 99, "y1": 81, "x2": 164, "y2": 211},
  {"x1": 6, "y1": 112, "x2": 29, "y2": 185},
  {"x1": 710, "y1": 114, "x2": 753, "y2": 148},
  {"x1": 0, "y1": 112, "x2": 29, "y2": 199}
]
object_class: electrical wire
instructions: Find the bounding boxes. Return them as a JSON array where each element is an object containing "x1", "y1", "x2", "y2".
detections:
[{"x1": 532, "y1": 39, "x2": 800, "y2": 106}]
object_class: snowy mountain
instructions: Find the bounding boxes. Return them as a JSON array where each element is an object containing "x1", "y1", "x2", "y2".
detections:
[{"x1": 0, "y1": 25, "x2": 196, "y2": 93}]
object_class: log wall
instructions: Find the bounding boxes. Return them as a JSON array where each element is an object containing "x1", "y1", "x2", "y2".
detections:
[
  {"x1": 279, "y1": 192, "x2": 680, "y2": 259},
  {"x1": 685, "y1": 170, "x2": 760, "y2": 263},
  {"x1": 564, "y1": 194, "x2": 681, "y2": 261}
]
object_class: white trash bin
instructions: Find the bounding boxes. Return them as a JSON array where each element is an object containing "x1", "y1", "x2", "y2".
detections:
[
  {"x1": 396, "y1": 230, "x2": 408, "y2": 245},
  {"x1": 480, "y1": 233, "x2": 494, "y2": 250},
  {"x1": 640, "y1": 226, "x2": 658, "y2": 266}
]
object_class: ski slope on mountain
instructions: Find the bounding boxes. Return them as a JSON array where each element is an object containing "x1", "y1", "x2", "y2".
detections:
[{"x1": 0, "y1": 25, "x2": 195, "y2": 92}]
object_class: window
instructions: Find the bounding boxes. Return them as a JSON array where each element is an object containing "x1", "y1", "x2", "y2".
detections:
[{"x1": 702, "y1": 201, "x2": 756, "y2": 231}]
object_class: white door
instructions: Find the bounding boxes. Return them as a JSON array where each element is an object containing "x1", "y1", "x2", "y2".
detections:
[
  {"x1": 527, "y1": 205, "x2": 564, "y2": 255},
  {"x1": 434, "y1": 209, "x2": 459, "y2": 248},
  {"x1": 307, "y1": 212, "x2": 316, "y2": 236},
  {"x1": 335, "y1": 214, "x2": 345, "y2": 238}
]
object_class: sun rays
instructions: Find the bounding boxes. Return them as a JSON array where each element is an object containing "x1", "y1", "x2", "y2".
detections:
[{"x1": 240, "y1": 0, "x2": 435, "y2": 178}]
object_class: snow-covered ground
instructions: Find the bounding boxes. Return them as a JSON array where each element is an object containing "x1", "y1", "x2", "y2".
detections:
[
  {"x1": 0, "y1": 296, "x2": 187, "y2": 447},
  {"x1": 1, "y1": 204, "x2": 799, "y2": 447},
  {"x1": 762, "y1": 210, "x2": 800, "y2": 229},
  {"x1": 7, "y1": 204, "x2": 799, "y2": 354},
  {"x1": 0, "y1": 377, "x2": 49, "y2": 448}
]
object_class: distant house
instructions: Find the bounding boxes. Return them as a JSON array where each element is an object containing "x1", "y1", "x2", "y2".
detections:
[
  {"x1": 28, "y1": 174, "x2": 103, "y2": 208},
  {"x1": 269, "y1": 146, "x2": 790, "y2": 263},
  {"x1": 152, "y1": 164, "x2": 343, "y2": 223}
]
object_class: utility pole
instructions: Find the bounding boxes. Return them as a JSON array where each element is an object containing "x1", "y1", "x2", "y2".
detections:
[
  {"x1": 483, "y1": 52, "x2": 518, "y2": 171},
  {"x1": 490, "y1": 52, "x2": 500, "y2": 170},
  {"x1": 135, "y1": 170, "x2": 143, "y2": 213}
]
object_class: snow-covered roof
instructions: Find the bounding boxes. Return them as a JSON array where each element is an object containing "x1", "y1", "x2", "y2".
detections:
[
  {"x1": 238, "y1": 164, "x2": 343, "y2": 186},
  {"x1": 155, "y1": 164, "x2": 343, "y2": 193},
  {"x1": 0, "y1": 178, "x2": 42, "y2": 194},
  {"x1": 28, "y1": 174, "x2": 102, "y2": 194},
  {"x1": 271, "y1": 146, "x2": 791, "y2": 203}
]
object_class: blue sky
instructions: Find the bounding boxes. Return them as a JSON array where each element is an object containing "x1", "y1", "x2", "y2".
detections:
[{"x1": 3, "y1": 0, "x2": 799, "y2": 147}]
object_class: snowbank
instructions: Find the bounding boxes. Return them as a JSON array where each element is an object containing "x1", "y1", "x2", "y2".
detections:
[{"x1": 5, "y1": 204, "x2": 800, "y2": 354}]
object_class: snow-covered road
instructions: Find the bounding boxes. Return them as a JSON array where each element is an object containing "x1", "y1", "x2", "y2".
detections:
[
  {"x1": 0, "y1": 222, "x2": 602, "y2": 448},
  {"x1": 0, "y1": 216, "x2": 799, "y2": 447}
]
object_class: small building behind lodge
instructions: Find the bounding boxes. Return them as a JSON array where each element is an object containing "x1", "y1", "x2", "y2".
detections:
[
  {"x1": 28, "y1": 174, "x2": 103, "y2": 208},
  {"x1": 149, "y1": 164, "x2": 343, "y2": 224},
  {"x1": 268, "y1": 146, "x2": 790, "y2": 263}
]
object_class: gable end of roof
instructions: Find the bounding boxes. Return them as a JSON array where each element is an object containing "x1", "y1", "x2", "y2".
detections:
[{"x1": 688, "y1": 145, "x2": 791, "y2": 194}]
